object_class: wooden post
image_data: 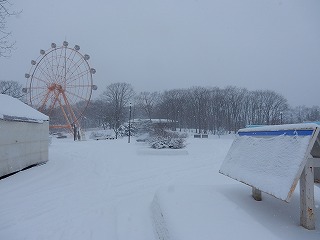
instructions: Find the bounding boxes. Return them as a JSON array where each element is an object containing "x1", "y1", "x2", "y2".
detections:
[
  {"x1": 313, "y1": 158, "x2": 320, "y2": 183},
  {"x1": 252, "y1": 187, "x2": 262, "y2": 201},
  {"x1": 300, "y1": 159, "x2": 315, "y2": 230}
]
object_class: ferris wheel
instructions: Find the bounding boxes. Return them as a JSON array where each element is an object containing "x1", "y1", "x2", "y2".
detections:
[{"x1": 23, "y1": 41, "x2": 97, "y2": 133}]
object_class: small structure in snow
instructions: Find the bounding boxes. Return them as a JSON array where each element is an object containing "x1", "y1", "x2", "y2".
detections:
[
  {"x1": 0, "y1": 94, "x2": 49, "y2": 178},
  {"x1": 219, "y1": 123, "x2": 320, "y2": 230}
]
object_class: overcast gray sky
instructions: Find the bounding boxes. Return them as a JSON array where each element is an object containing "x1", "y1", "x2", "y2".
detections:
[{"x1": 1, "y1": 0, "x2": 320, "y2": 107}]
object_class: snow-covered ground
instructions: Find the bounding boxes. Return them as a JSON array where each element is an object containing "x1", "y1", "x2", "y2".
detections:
[{"x1": 0, "y1": 133, "x2": 319, "y2": 239}]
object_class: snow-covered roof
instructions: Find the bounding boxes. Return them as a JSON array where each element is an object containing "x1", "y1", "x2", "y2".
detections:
[
  {"x1": 239, "y1": 123, "x2": 318, "y2": 133},
  {"x1": 134, "y1": 118, "x2": 177, "y2": 123},
  {"x1": 0, "y1": 94, "x2": 49, "y2": 123}
]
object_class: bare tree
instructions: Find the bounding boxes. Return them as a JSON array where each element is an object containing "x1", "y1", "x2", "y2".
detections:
[
  {"x1": 259, "y1": 90, "x2": 288, "y2": 125},
  {"x1": 288, "y1": 105, "x2": 320, "y2": 123},
  {"x1": 306, "y1": 106, "x2": 320, "y2": 122},
  {"x1": 221, "y1": 86, "x2": 248, "y2": 132},
  {"x1": 136, "y1": 91, "x2": 159, "y2": 121},
  {"x1": 207, "y1": 87, "x2": 225, "y2": 134},
  {"x1": 0, "y1": 80, "x2": 24, "y2": 99},
  {"x1": 188, "y1": 87, "x2": 211, "y2": 133},
  {"x1": 157, "y1": 89, "x2": 187, "y2": 131},
  {"x1": 174, "y1": 89, "x2": 188, "y2": 131},
  {"x1": 100, "y1": 82, "x2": 135, "y2": 138},
  {"x1": 0, "y1": 1, "x2": 20, "y2": 57},
  {"x1": 81, "y1": 99, "x2": 107, "y2": 128}
]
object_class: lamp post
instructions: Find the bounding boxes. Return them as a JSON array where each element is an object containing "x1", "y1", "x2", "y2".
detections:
[
  {"x1": 280, "y1": 111, "x2": 283, "y2": 124},
  {"x1": 128, "y1": 103, "x2": 132, "y2": 143}
]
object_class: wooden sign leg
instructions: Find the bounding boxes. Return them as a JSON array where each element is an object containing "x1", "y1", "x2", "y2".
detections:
[{"x1": 300, "y1": 160, "x2": 315, "y2": 230}]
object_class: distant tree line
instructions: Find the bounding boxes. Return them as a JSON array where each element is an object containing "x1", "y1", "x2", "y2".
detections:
[
  {"x1": 2, "y1": 80, "x2": 320, "y2": 134},
  {"x1": 83, "y1": 82, "x2": 320, "y2": 134}
]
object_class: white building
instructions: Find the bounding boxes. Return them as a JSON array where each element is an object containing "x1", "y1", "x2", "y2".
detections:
[{"x1": 0, "y1": 94, "x2": 49, "y2": 178}]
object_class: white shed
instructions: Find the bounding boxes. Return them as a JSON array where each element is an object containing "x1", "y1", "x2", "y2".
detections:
[{"x1": 0, "y1": 94, "x2": 49, "y2": 178}]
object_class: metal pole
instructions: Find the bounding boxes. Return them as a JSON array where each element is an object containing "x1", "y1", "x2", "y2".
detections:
[
  {"x1": 128, "y1": 103, "x2": 132, "y2": 143},
  {"x1": 73, "y1": 124, "x2": 77, "y2": 141}
]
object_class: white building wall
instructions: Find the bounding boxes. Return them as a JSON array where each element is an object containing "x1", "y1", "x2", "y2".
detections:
[{"x1": 0, "y1": 120, "x2": 49, "y2": 177}]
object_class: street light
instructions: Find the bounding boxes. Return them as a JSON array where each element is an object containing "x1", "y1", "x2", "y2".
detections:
[
  {"x1": 280, "y1": 112, "x2": 283, "y2": 124},
  {"x1": 128, "y1": 103, "x2": 132, "y2": 143}
]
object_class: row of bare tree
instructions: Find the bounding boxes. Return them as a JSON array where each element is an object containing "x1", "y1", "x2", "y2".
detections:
[
  {"x1": 83, "y1": 82, "x2": 306, "y2": 134},
  {"x1": 135, "y1": 86, "x2": 289, "y2": 133}
]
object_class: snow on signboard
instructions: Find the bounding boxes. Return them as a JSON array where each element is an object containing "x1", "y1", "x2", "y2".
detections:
[{"x1": 219, "y1": 123, "x2": 319, "y2": 202}]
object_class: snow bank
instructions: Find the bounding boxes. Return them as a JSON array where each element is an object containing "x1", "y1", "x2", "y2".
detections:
[{"x1": 0, "y1": 94, "x2": 48, "y2": 123}]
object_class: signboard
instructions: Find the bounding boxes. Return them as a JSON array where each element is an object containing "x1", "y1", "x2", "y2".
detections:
[{"x1": 219, "y1": 123, "x2": 320, "y2": 229}]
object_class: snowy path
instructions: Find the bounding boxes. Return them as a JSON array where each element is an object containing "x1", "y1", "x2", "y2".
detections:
[{"x1": 0, "y1": 135, "x2": 233, "y2": 239}]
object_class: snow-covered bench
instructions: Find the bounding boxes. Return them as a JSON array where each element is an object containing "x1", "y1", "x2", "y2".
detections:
[{"x1": 219, "y1": 123, "x2": 320, "y2": 230}]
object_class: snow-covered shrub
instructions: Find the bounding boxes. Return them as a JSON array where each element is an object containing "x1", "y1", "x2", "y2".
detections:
[
  {"x1": 147, "y1": 130, "x2": 186, "y2": 149},
  {"x1": 117, "y1": 123, "x2": 138, "y2": 137},
  {"x1": 89, "y1": 131, "x2": 111, "y2": 139},
  {"x1": 130, "y1": 119, "x2": 187, "y2": 148},
  {"x1": 168, "y1": 138, "x2": 186, "y2": 149},
  {"x1": 148, "y1": 136, "x2": 186, "y2": 149},
  {"x1": 149, "y1": 138, "x2": 168, "y2": 149}
]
